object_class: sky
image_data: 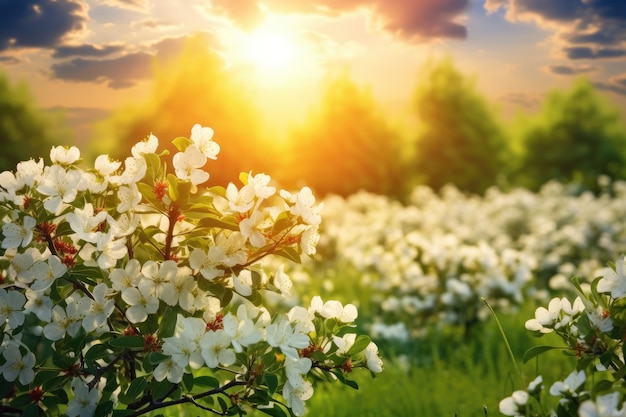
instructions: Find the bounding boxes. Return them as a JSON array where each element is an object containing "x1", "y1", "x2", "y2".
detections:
[{"x1": 1, "y1": 0, "x2": 626, "y2": 141}]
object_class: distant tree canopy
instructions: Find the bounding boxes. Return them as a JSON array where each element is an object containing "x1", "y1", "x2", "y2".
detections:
[
  {"x1": 92, "y1": 34, "x2": 272, "y2": 187},
  {"x1": 411, "y1": 57, "x2": 509, "y2": 195},
  {"x1": 515, "y1": 78, "x2": 626, "y2": 192},
  {"x1": 0, "y1": 71, "x2": 68, "y2": 171},
  {"x1": 279, "y1": 72, "x2": 407, "y2": 198}
]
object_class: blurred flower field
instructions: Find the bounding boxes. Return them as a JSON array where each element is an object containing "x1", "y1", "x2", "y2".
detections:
[{"x1": 271, "y1": 178, "x2": 626, "y2": 416}]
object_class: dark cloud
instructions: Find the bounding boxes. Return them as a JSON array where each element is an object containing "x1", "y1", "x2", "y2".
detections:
[
  {"x1": 0, "y1": 55, "x2": 21, "y2": 65},
  {"x1": 49, "y1": 35, "x2": 199, "y2": 88},
  {"x1": 53, "y1": 44, "x2": 126, "y2": 58},
  {"x1": 485, "y1": 0, "x2": 626, "y2": 60},
  {"x1": 545, "y1": 64, "x2": 596, "y2": 75},
  {"x1": 0, "y1": 0, "x2": 87, "y2": 51},
  {"x1": 564, "y1": 46, "x2": 626, "y2": 60},
  {"x1": 131, "y1": 18, "x2": 179, "y2": 30},
  {"x1": 210, "y1": 0, "x2": 470, "y2": 42},
  {"x1": 594, "y1": 73, "x2": 626, "y2": 96}
]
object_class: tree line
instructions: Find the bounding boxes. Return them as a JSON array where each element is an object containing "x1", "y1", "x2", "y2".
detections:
[{"x1": 2, "y1": 35, "x2": 626, "y2": 198}]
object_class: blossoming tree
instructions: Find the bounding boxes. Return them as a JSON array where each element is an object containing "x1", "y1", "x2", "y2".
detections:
[{"x1": 0, "y1": 124, "x2": 382, "y2": 416}]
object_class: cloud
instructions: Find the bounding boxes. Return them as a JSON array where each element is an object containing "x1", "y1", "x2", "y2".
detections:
[
  {"x1": 53, "y1": 44, "x2": 126, "y2": 58},
  {"x1": 0, "y1": 55, "x2": 21, "y2": 65},
  {"x1": 209, "y1": 0, "x2": 470, "y2": 42},
  {"x1": 0, "y1": 0, "x2": 87, "y2": 52},
  {"x1": 594, "y1": 73, "x2": 626, "y2": 96},
  {"x1": 96, "y1": 0, "x2": 149, "y2": 12},
  {"x1": 563, "y1": 46, "x2": 626, "y2": 60},
  {"x1": 485, "y1": 0, "x2": 626, "y2": 60},
  {"x1": 49, "y1": 35, "x2": 198, "y2": 88},
  {"x1": 131, "y1": 18, "x2": 181, "y2": 30},
  {"x1": 498, "y1": 91, "x2": 542, "y2": 109},
  {"x1": 545, "y1": 64, "x2": 596, "y2": 75}
]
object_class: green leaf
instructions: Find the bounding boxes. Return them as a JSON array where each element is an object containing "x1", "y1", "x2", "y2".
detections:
[
  {"x1": 347, "y1": 334, "x2": 371, "y2": 356},
  {"x1": 273, "y1": 247, "x2": 301, "y2": 264},
  {"x1": 172, "y1": 136, "x2": 192, "y2": 152},
  {"x1": 182, "y1": 372, "x2": 194, "y2": 392},
  {"x1": 522, "y1": 345, "x2": 561, "y2": 363},
  {"x1": 194, "y1": 375, "x2": 220, "y2": 388},
  {"x1": 147, "y1": 351, "x2": 170, "y2": 365},
  {"x1": 262, "y1": 373, "x2": 278, "y2": 395},
  {"x1": 257, "y1": 404, "x2": 290, "y2": 417},
  {"x1": 108, "y1": 335, "x2": 146, "y2": 351},
  {"x1": 119, "y1": 377, "x2": 148, "y2": 404},
  {"x1": 593, "y1": 379, "x2": 615, "y2": 394},
  {"x1": 85, "y1": 343, "x2": 112, "y2": 363},
  {"x1": 22, "y1": 402, "x2": 40, "y2": 417},
  {"x1": 159, "y1": 306, "x2": 177, "y2": 338}
]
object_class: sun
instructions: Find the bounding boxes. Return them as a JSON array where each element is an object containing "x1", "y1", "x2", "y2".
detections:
[{"x1": 245, "y1": 28, "x2": 298, "y2": 74}]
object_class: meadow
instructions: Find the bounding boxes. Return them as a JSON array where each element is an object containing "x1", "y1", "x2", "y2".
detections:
[
  {"x1": 161, "y1": 178, "x2": 626, "y2": 416},
  {"x1": 265, "y1": 178, "x2": 626, "y2": 416}
]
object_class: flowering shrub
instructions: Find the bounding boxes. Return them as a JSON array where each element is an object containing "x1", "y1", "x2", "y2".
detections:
[
  {"x1": 0, "y1": 125, "x2": 382, "y2": 416},
  {"x1": 499, "y1": 256, "x2": 626, "y2": 417}
]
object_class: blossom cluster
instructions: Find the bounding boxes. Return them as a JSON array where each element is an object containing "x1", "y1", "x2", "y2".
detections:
[
  {"x1": 0, "y1": 125, "x2": 381, "y2": 416},
  {"x1": 292, "y1": 180, "x2": 626, "y2": 340},
  {"x1": 499, "y1": 256, "x2": 626, "y2": 417}
]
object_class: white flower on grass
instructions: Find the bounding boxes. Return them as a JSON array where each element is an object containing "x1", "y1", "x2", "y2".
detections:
[
  {"x1": 499, "y1": 390, "x2": 529, "y2": 417},
  {"x1": 246, "y1": 172, "x2": 276, "y2": 200},
  {"x1": 66, "y1": 377, "x2": 100, "y2": 417},
  {"x1": 153, "y1": 356, "x2": 185, "y2": 383},
  {"x1": 50, "y1": 145, "x2": 80, "y2": 165},
  {"x1": 110, "y1": 259, "x2": 144, "y2": 292},
  {"x1": 121, "y1": 283, "x2": 159, "y2": 323},
  {"x1": 597, "y1": 256, "x2": 626, "y2": 299},
  {"x1": 43, "y1": 295, "x2": 84, "y2": 340},
  {"x1": 30, "y1": 255, "x2": 68, "y2": 292},
  {"x1": 190, "y1": 124, "x2": 220, "y2": 160},
  {"x1": 225, "y1": 183, "x2": 256, "y2": 213},
  {"x1": 527, "y1": 375, "x2": 543, "y2": 395},
  {"x1": 200, "y1": 329, "x2": 236, "y2": 368},
  {"x1": 0, "y1": 288, "x2": 26, "y2": 328},
  {"x1": 579, "y1": 392, "x2": 626, "y2": 417},
  {"x1": 14, "y1": 158, "x2": 44, "y2": 189},
  {"x1": 287, "y1": 306, "x2": 315, "y2": 334},
  {"x1": 108, "y1": 212, "x2": 139, "y2": 237},
  {"x1": 299, "y1": 225, "x2": 320, "y2": 256},
  {"x1": 364, "y1": 341, "x2": 383, "y2": 373},
  {"x1": 333, "y1": 333, "x2": 357, "y2": 356},
  {"x1": 162, "y1": 315, "x2": 205, "y2": 371},
  {"x1": 239, "y1": 210, "x2": 267, "y2": 248},
  {"x1": 0, "y1": 344, "x2": 36, "y2": 385},
  {"x1": 24, "y1": 288, "x2": 53, "y2": 322},
  {"x1": 116, "y1": 183, "x2": 142, "y2": 213},
  {"x1": 310, "y1": 296, "x2": 358, "y2": 323},
  {"x1": 281, "y1": 187, "x2": 322, "y2": 226},
  {"x1": 273, "y1": 264, "x2": 292, "y2": 295},
  {"x1": 549, "y1": 369, "x2": 586, "y2": 397},
  {"x1": 233, "y1": 269, "x2": 253, "y2": 296},
  {"x1": 266, "y1": 319, "x2": 310, "y2": 359},
  {"x1": 94, "y1": 233, "x2": 127, "y2": 270},
  {"x1": 173, "y1": 145, "x2": 209, "y2": 186},
  {"x1": 160, "y1": 265, "x2": 197, "y2": 312},
  {"x1": 1, "y1": 215, "x2": 36, "y2": 249},
  {"x1": 131, "y1": 134, "x2": 159, "y2": 158},
  {"x1": 189, "y1": 247, "x2": 225, "y2": 281},
  {"x1": 9, "y1": 249, "x2": 38, "y2": 284},
  {"x1": 283, "y1": 380, "x2": 313, "y2": 417},
  {"x1": 65, "y1": 203, "x2": 108, "y2": 244},
  {"x1": 216, "y1": 231, "x2": 248, "y2": 267},
  {"x1": 284, "y1": 356, "x2": 312, "y2": 387},
  {"x1": 110, "y1": 156, "x2": 147, "y2": 186},
  {"x1": 222, "y1": 308, "x2": 263, "y2": 352},
  {"x1": 82, "y1": 283, "x2": 115, "y2": 333},
  {"x1": 525, "y1": 297, "x2": 563, "y2": 333},
  {"x1": 36, "y1": 165, "x2": 82, "y2": 215},
  {"x1": 94, "y1": 154, "x2": 121, "y2": 176},
  {"x1": 141, "y1": 260, "x2": 177, "y2": 301}
]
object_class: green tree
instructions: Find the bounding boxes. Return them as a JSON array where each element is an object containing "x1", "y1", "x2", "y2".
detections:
[
  {"x1": 412, "y1": 57, "x2": 509, "y2": 194},
  {"x1": 92, "y1": 34, "x2": 271, "y2": 187},
  {"x1": 515, "y1": 78, "x2": 626, "y2": 192},
  {"x1": 279, "y1": 71, "x2": 408, "y2": 198},
  {"x1": 0, "y1": 71, "x2": 68, "y2": 171}
]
